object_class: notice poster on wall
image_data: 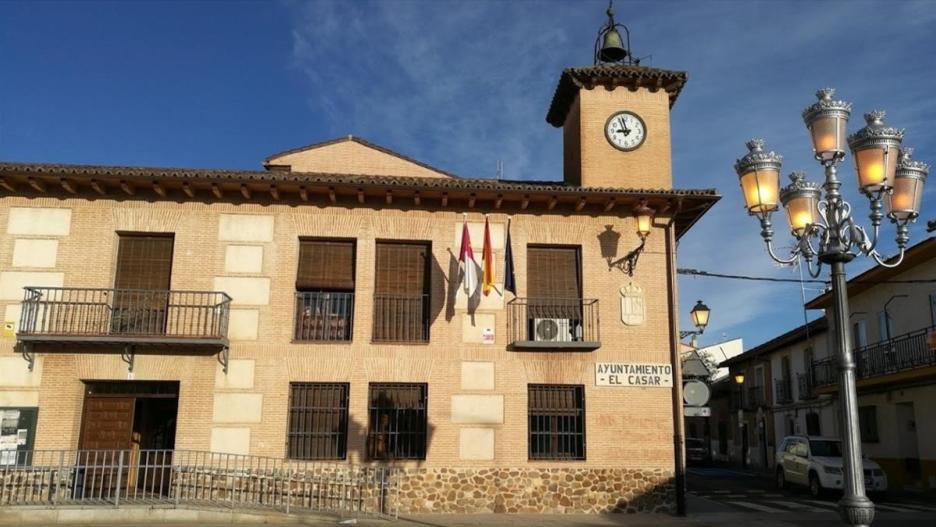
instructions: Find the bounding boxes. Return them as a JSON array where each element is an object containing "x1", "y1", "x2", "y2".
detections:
[
  {"x1": 0, "y1": 408, "x2": 37, "y2": 466},
  {"x1": 0, "y1": 410, "x2": 19, "y2": 435}
]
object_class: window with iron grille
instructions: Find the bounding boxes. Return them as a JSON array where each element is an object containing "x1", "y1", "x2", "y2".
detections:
[
  {"x1": 112, "y1": 233, "x2": 174, "y2": 335},
  {"x1": 528, "y1": 384, "x2": 585, "y2": 460},
  {"x1": 287, "y1": 383, "x2": 349, "y2": 460},
  {"x1": 373, "y1": 242, "x2": 430, "y2": 342},
  {"x1": 367, "y1": 383, "x2": 427, "y2": 460},
  {"x1": 294, "y1": 239, "x2": 356, "y2": 341}
]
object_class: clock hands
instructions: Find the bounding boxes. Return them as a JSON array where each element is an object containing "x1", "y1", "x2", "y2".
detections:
[{"x1": 617, "y1": 116, "x2": 631, "y2": 136}]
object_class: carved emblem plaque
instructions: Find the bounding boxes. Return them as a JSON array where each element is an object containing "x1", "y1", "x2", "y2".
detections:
[{"x1": 620, "y1": 282, "x2": 645, "y2": 326}]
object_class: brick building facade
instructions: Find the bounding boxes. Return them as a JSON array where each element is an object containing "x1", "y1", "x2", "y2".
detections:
[{"x1": 0, "y1": 63, "x2": 717, "y2": 513}]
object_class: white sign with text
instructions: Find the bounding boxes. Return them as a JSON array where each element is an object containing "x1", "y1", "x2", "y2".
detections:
[{"x1": 595, "y1": 363, "x2": 673, "y2": 388}]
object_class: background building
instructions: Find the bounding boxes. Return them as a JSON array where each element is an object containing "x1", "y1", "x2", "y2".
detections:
[{"x1": 721, "y1": 237, "x2": 936, "y2": 493}]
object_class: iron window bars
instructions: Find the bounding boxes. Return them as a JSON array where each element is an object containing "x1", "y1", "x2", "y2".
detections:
[
  {"x1": 528, "y1": 384, "x2": 586, "y2": 460},
  {"x1": 287, "y1": 383, "x2": 349, "y2": 460},
  {"x1": 367, "y1": 383, "x2": 427, "y2": 460}
]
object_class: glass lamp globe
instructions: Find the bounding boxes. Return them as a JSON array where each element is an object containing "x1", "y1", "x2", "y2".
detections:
[{"x1": 735, "y1": 139, "x2": 782, "y2": 216}]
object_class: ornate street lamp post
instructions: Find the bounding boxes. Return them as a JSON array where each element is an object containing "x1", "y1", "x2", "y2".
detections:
[
  {"x1": 679, "y1": 300, "x2": 711, "y2": 347},
  {"x1": 734, "y1": 88, "x2": 928, "y2": 527}
]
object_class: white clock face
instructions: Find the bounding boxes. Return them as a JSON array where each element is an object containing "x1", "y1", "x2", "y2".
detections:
[{"x1": 605, "y1": 111, "x2": 647, "y2": 151}]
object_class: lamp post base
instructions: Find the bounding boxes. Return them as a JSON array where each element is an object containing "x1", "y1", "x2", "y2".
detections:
[{"x1": 839, "y1": 494, "x2": 876, "y2": 527}]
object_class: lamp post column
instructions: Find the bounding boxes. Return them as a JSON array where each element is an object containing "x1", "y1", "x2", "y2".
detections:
[{"x1": 829, "y1": 260, "x2": 874, "y2": 527}]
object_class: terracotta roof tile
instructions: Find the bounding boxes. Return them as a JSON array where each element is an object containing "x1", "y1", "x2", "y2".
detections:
[
  {"x1": 0, "y1": 160, "x2": 716, "y2": 198},
  {"x1": 546, "y1": 65, "x2": 689, "y2": 127}
]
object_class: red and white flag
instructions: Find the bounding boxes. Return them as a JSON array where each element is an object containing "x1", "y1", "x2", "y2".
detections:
[{"x1": 458, "y1": 218, "x2": 479, "y2": 296}]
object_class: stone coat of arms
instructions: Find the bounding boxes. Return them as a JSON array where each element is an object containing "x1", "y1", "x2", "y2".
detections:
[{"x1": 620, "y1": 282, "x2": 645, "y2": 326}]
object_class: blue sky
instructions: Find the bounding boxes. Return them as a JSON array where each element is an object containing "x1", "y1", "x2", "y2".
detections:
[{"x1": 1, "y1": 0, "x2": 934, "y2": 349}]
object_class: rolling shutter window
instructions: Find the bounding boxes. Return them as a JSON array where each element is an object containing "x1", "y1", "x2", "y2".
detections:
[
  {"x1": 114, "y1": 234, "x2": 174, "y2": 291},
  {"x1": 296, "y1": 240, "x2": 355, "y2": 291},
  {"x1": 374, "y1": 242, "x2": 429, "y2": 295},
  {"x1": 526, "y1": 246, "x2": 581, "y2": 299}
]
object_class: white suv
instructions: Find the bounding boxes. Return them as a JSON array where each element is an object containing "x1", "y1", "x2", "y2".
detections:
[{"x1": 776, "y1": 436, "x2": 887, "y2": 497}]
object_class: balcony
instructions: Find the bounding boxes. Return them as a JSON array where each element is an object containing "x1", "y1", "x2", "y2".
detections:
[
  {"x1": 743, "y1": 385, "x2": 767, "y2": 410},
  {"x1": 812, "y1": 357, "x2": 837, "y2": 388},
  {"x1": 854, "y1": 325, "x2": 936, "y2": 380},
  {"x1": 775, "y1": 378, "x2": 793, "y2": 405},
  {"x1": 812, "y1": 326, "x2": 936, "y2": 389},
  {"x1": 507, "y1": 298, "x2": 600, "y2": 350},
  {"x1": 797, "y1": 372, "x2": 818, "y2": 400},
  {"x1": 17, "y1": 287, "x2": 231, "y2": 354},
  {"x1": 294, "y1": 292, "x2": 353, "y2": 342},
  {"x1": 372, "y1": 294, "x2": 429, "y2": 343}
]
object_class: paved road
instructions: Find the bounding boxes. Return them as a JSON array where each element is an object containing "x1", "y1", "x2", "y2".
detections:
[{"x1": 687, "y1": 466, "x2": 936, "y2": 525}]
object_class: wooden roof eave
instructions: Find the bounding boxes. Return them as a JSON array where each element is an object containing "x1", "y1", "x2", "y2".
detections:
[{"x1": 0, "y1": 168, "x2": 718, "y2": 238}]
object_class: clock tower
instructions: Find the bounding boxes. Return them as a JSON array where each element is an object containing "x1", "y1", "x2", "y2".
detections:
[{"x1": 546, "y1": 5, "x2": 687, "y2": 190}]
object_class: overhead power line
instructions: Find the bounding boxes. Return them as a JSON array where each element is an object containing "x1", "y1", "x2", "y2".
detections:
[
  {"x1": 677, "y1": 268, "x2": 936, "y2": 285},
  {"x1": 678, "y1": 268, "x2": 826, "y2": 284}
]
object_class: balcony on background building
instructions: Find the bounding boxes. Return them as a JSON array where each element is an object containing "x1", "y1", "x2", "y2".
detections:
[
  {"x1": 813, "y1": 326, "x2": 936, "y2": 389},
  {"x1": 744, "y1": 385, "x2": 767, "y2": 410},
  {"x1": 294, "y1": 292, "x2": 354, "y2": 342},
  {"x1": 507, "y1": 298, "x2": 600, "y2": 350},
  {"x1": 372, "y1": 294, "x2": 429, "y2": 343},
  {"x1": 854, "y1": 325, "x2": 936, "y2": 380},
  {"x1": 775, "y1": 378, "x2": 794, "y2": 405},
  {"x1": 17, "y1": 287, "x2": 231, "y2": 353},
  {"x1": 798, "y1": 372, "x2": 819, "y2": 400},
  {"x1": 812, "y1": 357, "x2": 837, "y2": 388}
]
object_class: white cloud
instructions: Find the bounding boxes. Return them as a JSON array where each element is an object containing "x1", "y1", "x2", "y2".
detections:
[{"x1": 285, "y1": 0, "x2": 936, "y2": 348}]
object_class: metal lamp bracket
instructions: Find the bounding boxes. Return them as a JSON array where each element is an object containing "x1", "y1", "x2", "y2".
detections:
[
  {"x1": 607, "y1": 239, "x2": 646, "y2": 276},
  {"x1": 121, "y1": 345, "x2": 135, "y2": 373},
  {"x1": 218, "y1": 346, "x2": 229, "y2": 374},
  {"x1": 19, "y1": 342, "x2": 35, "y2": 372}
]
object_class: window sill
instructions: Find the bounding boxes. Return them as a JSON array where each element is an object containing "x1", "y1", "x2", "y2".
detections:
[
  {"x1": 290, "y1": 339, "x2": 353, "y2": 345},
  {"x1": 510, "y1": 341, "x2": 600, "y2": 351},
  {"x1": 371, "y1": 340, "x2": 431, "y2": 346}
]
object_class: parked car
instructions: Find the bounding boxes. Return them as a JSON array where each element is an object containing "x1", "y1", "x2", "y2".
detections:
[
  {"x1": 686, "y1": 437, "x2": 710, "y2": 466},
  {"x1": 775, "y1": 436, "x2": 887, "y2": 497}
]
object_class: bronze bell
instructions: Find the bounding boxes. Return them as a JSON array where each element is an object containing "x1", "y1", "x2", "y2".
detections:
[{"x1": 598, "y1": 27, "x2": 628, "y2": 62}]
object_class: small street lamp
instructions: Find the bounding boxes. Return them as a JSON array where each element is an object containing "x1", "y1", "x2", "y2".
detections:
[
  {"x1": 680, "y1": 300, "x2": 711, "y2": 347},
  {"x1": 734, "y1": 88, "x2": 928, "y2": 527}
]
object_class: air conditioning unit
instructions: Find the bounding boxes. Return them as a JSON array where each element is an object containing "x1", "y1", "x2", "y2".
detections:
[{"x1": 533, "y1": 318, "x2": 572, "y2": 343}]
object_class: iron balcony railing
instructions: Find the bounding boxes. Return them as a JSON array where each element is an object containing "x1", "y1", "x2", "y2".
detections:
[
  {"x1": 18, "y1": 287, "x2": 231, "y2": 344},
  {"x1": 812, "y1": 357, "x2": 837, "y2": 387},
  {"x1": 797, "y1": 372, "x2": 818, "y2": 400},
  {"x1": 775, "y1": 378, "x2": 794, "y2": 405},
  {"x1": 371, "y1": 294, "x2": 429, "y2": 343},
  {"x1": 0, "y1": 449, "x2": 399, "y2": 518},
  {"x1": 507, "y1": 298, "x2": 600, "y2": 350},
  {"x1": 854, "y1": 325, "x2": 936, "y2": 380},
  {"x1": 812, "y1": 326, "x2": 936, "y2": 388},
  {"x1": 294, "y1": 292, "x2": 354, "y2": 342},
  {"x1": 744, "y1": 385, "x2": 767, "y2": 410}
]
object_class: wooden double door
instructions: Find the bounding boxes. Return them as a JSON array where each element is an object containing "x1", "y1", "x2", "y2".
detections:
[{"x1": 77, "y1": 382, "x2": 179, "y2": 498}]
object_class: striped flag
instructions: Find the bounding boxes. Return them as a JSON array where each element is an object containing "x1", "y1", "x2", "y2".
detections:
[
  {"x1": 482, "y1": 217, "x2": 494, "y2": 296},
  {"x1": 458, "y1": 218, "x2": 478, "y2": 296},
  {"x1": 504, "y1": 219, "x2": 516, "y2": 295}
]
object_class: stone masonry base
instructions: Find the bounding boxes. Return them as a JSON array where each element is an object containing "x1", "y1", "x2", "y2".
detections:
[{"x1": 395, "y1": 467, "x2": 675, "y2": 514}]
